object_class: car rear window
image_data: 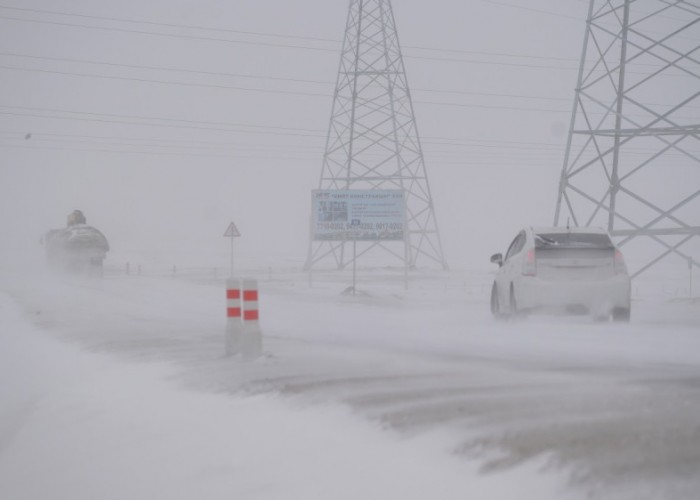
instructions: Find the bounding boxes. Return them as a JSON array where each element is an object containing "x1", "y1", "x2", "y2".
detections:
[{"x1": 535, "y1": 232, "x2": 614, "y2": 249}]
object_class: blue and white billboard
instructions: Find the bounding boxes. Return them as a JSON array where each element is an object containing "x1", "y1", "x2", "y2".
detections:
[{"x1": 311, "y1": 189, "x2": 406, "y2": 241}]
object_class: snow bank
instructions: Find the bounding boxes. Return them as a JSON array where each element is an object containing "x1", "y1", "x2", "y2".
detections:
[{"x1": 0, "y1": 291, "x2": 576, "y2": 500}]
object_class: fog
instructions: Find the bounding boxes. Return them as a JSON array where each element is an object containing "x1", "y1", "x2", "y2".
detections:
[
  {"x1": 2, "y1": 0, "x2": 695, "y2": 283},
  {"x1": 1, "y1": 0, "x2": 595, "y2": 273},
  {"x1": 1, "y1": 1, "x2": 700, "y2": 498}
]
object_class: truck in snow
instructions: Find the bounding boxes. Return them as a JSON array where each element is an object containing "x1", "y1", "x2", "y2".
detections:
[{"x1": 43, "y1": 210, "x2": 109, "y2": 276}]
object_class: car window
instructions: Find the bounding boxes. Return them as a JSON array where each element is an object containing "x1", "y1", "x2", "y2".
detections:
[
  {"x1": 514, "y1": 232, "x2": 526, "y2": 255},
  {"x1": 534, "y1": 232, "x2": 613, "y2": 249},
  {"x1": 504, "y1": 235, "x2": 519, "y2": 261},
  {"x1": 505, "y1": 231, "x2": 526, "y2": 261}
]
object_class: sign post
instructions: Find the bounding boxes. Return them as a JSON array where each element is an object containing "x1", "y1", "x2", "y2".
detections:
[
  {"x1": 352, "y1": 240, "x2": 357, "y2": 295},
  {"x1": 224, "y1": 222, "x2": 241, "y2": 278}
]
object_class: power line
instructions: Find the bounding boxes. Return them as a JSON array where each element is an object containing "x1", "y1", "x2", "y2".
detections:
[
  {"x1": 0, "y1": 3, "x2": 582, "y2": 64},
  {"x1": 1, "y1": 3, "x2": 693, "y2": 77},
  {"x1": 0, "y1": 11, "x2": 688, "y2": 73},
  {"x1": 484, "y1": 0, "x2": 699, "y2": 25},
  {"x1": 0, "y1": 108, "x2": 326, "y2": 137},
  {"x1": 0, "y1": 4, "x2": 340, "y2": 45},
  {"x1": 0, "y1": 51, "x2": 578, "y2": 104},
  {"x1": 3, "y1": 126, "x2": 694, "y2": 158},
  {"x1": 0, "y1": 126, "x2": 562, "y2": 152},
  {"x1": 0, "y1": 51, "x2": 571, "y2": 99},
  {"x1": 3, "y1": 126, "x2": 696, "y2": 165},
  {"x1": 402, "y1": 52, "x2": 577, "y2": 70},
  {"x1": 0, "y1": 50, "x2": 579, "y2": 90},
  {"x1": 0, "y1": 12, "x2": 590, "y2": 71},
  {"x1": 3, "y1": 99, "x2": 696, "y2": 141},
  {"x1": 3, "y1": 137, "x2": 694, "y2": 166},
  {"x1": 0, "y1": 64, "x2": 333, "y2": 99},
  {"x1": 0, "y1": 64, "x2": 576, "y2": 114},
  {"x1": 480, "y1": 0, "x2": 583, "y2": 21},
  {"x1": 0, "y1": 104, "x2": 322, "y2": 132},
  {"x1": 0, "y1": 78, "x2": 572, "y2": 117},
  {"x1": 0, "y1": 56, "x2": 583, "y2": 111},
  {"x1": 0, "y1": 129, "x2": 325, "y2": 150},
  {"x1": 0, "y1": 141, "x2": 328, "y2": 162},
  {"x1": 0, "y1": 15, "x2": 340, "y2": 54},
  {"x1": 0, "y1": 51, "x2": 332, "y2": 86},
  {"x1": 0, "y1": 128, "x2": 567, "y2": 149},
  {"x1": 0, "y1": 137, "x2": 574, "y2": 163},
  {"x1": 3, "y1": 136, "x2": 562, "y2": 157}
]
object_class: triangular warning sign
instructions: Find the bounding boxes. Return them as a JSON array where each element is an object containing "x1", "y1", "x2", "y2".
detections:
[{"x1": 224, "y1": 222, "x2": 241, "y2": 237}]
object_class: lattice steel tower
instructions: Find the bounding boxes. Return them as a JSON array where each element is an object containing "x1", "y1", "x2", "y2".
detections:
[
  {"x1": 305, "y1": 0, "x2": 447, "y2": 271},
  {"x1": 555, "y1": 0, "x2": 700, "y2": 278}
]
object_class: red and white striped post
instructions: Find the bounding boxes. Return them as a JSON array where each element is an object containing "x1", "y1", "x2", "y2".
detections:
[
  {"x1": 225, "y1": 278, "x2": 242, "y2": 356},
  {"x1": 241, "y1": 279, "x2": 262, "y2": 358}
]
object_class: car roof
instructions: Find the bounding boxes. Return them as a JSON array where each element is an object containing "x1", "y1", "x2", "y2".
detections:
[{"x1": 529, "y1": 226, "x2": 609, "y2": 235}]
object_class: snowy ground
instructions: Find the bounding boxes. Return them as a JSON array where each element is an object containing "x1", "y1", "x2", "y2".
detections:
[{"x1": 1, "y1": 262, "x2": 699, "y2": 500}]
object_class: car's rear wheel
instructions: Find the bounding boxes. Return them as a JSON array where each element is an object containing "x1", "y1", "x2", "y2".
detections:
[
  {"x1": 509, "y1": 286, "x2": 518, "y2": 319},
  {"x1": 508, "y1": 285, "x2": 527, "y2": 320}
]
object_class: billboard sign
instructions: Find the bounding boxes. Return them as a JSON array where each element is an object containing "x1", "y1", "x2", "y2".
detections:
[{"x1": 311, "y1": 189, "x2": 406, "y2": 241}]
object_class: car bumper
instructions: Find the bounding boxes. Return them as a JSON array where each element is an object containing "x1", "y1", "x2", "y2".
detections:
[{"x1": 517, "y1": 275, "x2": 631, "y2": 315}]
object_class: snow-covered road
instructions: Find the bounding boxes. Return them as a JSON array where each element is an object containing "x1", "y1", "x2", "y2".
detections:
[{"x1": 1, "y1": 268, "x2": 699, "y2": 499}]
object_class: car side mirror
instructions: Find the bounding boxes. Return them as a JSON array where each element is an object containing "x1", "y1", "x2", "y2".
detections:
[{"x1": 490, "y1": 253, "x2": 503, "y2": 267}]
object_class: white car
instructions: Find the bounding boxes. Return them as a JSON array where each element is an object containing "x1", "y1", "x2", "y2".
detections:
[{"x1": 490, "y1": 227, "x2": 631, "y2": 321}]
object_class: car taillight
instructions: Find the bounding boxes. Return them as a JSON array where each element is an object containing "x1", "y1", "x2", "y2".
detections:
[
  {"x1": 522, "y1": 248, "x2": 536, "y2": 276},
  {"x1": 614, "y1": 249, "x2": 627, "y2": 275}
]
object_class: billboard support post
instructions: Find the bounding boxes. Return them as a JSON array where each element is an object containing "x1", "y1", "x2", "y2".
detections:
[
  {"x1": 404, "y1": 233, "x2": 408, "y2": 291},
  {"x1": 352, "y1": 241, "x2": 357, "y2": 295}
]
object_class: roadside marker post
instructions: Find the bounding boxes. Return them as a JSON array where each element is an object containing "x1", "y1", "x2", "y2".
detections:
[
  {"x1": 225, "y1": 278, "x2": 242, "y2": 356},
  {"x1": 241, "y1": 279, "x2": 263, "y2": 359}
]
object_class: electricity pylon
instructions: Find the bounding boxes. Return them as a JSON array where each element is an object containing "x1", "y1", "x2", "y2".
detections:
[
  {"x1": 555, "y1": 0, "x2": 700, "y2": 278},
  {"x1": 305, "y1": 0, "x2": 447, "y2": 271}
]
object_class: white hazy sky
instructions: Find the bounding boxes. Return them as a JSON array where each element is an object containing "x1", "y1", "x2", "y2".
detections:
[{"x1": 0, "y1": 0, "x2": 695, "y2": 278}]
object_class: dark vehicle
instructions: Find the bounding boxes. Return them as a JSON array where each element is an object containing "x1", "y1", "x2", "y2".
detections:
[{"x1": 43, "y1": 211, "x2": 109, "y2": 276}]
